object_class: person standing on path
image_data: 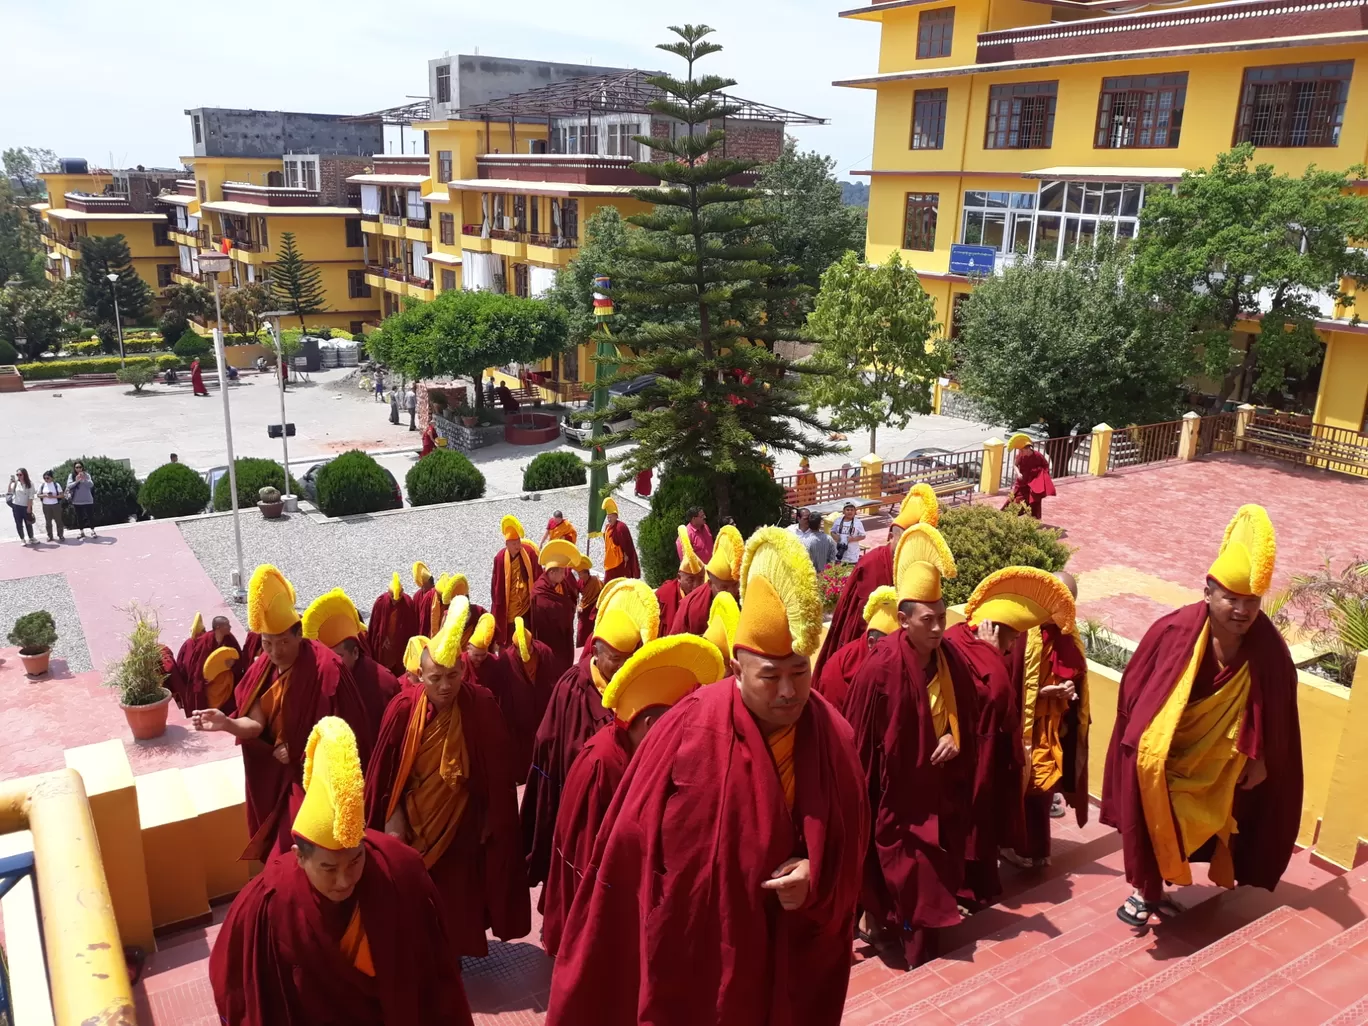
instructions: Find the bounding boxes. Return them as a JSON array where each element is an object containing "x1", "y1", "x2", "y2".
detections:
[
  {"x1": 373, "y1": 367, "x2": 386, "y2": 402},
  {"x1": 37, "y1": 471, "x2": 65, "y2": 542},
  {"x1": 832, "y1": 502, "x2": 867, "y2": 565},
  {"x1": 190, "y1": 357, "x2": 210, "y2": 397},
  {"x1": 7, "y1": 469, "x2": 36, "y2": 545},
  {"x1": 66, "y1": 461, "x2": 97, "y2": 538},
  {"x1": 406, "y1": 382, "x2": 419, "y2": 431}
]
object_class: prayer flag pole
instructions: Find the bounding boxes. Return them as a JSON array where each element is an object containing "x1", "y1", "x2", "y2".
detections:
[{"x1": 588, "y1": 274, "x2": 616, "y2": 536}]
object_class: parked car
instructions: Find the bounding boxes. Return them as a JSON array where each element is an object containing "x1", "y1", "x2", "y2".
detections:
[
  {"x1": 299, "y1": 461, "x2": 404, "y2": 509},
  {"x1": 900, "y1": 446, "x2": 982, "y2": 481},
  {"x1": 562, "y1": 374, "x2": 664, "y2": 446},
  {"x1": 201, "y1": 466, "x2": 228, "y2": 512}
]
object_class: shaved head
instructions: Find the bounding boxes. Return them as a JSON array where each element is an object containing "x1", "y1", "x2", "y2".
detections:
[
  {"x1": 1054, "y1": 571, "x2": 1078, "y2": 600},
  {"x1": 212, "y1": 615, "x2": 230, "y2": 630}
]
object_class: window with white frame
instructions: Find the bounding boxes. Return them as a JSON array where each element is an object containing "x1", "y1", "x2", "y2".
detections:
[
  {"x1": 283, "y1": 155, "x2": 319, "y2": 191},
  {"x1": 959, "y1": 180, "x2": 1149, "y2": 262},
  {"x1": 960, "y1": 191, "x2": 1036, "y2": 254}
]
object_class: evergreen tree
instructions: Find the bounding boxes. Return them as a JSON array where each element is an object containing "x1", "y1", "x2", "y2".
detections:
[
  {"x1": 269, "y1": 231, "x2": 327, "y2": 332},
  {"x1": 0, "y1": 178, "x2": 44, "y2": 285},
  {"x1": 601, "y1": 24, "x2": 837, "y2": 516},
  {"x1": 78, "y1": 234, "x2": 152, "y2": 351}
]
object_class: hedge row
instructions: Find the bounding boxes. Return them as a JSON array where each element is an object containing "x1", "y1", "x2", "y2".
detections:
[
  {"x1": 18, "y1": 355, "x2": 179, "y2": 381},
  {"x1": 65, "y1": 338, "x2": 167, "y2": 356}
]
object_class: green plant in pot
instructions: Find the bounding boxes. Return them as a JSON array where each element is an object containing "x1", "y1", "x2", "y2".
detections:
[
  {"x1": 105, "y1": 604, "x2": 173, "y2": 739},
  {"x1": 258, "y1": 484, "x2": 284, "y2": 519},
  {"x1": 9, "y1": 610, "x2": 58, "y2": 677}
]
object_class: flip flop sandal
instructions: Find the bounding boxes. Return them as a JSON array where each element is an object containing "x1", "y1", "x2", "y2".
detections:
[{"x1": 1116, "y1": 895, "x2": 1159, "y2": 927}]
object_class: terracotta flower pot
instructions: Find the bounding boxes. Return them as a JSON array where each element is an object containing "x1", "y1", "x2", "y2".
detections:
[
  {"x1": 258, "y1": 500, "x2": 284, "y2": 519},
  {"x1": 120, "y1": 687, "x2": 172, "y2": 740},
  {"x1": 19, "y1": 648, "x2": 50, "y2": 677}
]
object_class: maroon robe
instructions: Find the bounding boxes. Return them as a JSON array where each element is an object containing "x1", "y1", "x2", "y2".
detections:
[
  {"x1": 175, "y1": 630, "x2": 244, "y2": 713},
  {"x1": 669, "y1": 579, "x2": 714, "y2": 636},
  {"x1": 242, "y1": 631, "x2": 262, "y2": 667},
  {"x1": 520, "y1": 658, "x2": 612, "y2": 887},
  {"x1": 943, "y1": 623, "x2": 1026, "y2": 906},
  {"x1": 490, "y1": 541, "x2": 543, "y2": 645},
  {"x1": 655, "y1": 578, "x2": 683, "y2": 634},
  {"x1": 530, "y1": 574, "x2": 577, "y2": 681},
  {"x1": 546, "y1": 682, "x2": 868, "y2": 1026},
  {"x1": 474, "y1": 639, "x2": 558, "y2": 785},
  {"x1": 234, "y1": 641, "x2": 376, "y2": 861},
  {"x1": 1004, "y1": 448, "x2": 1056, "y2": 519},
  {"x1": 160, "y1": 645, "x2": 189, "y2": 712},
  {"x1": 351, "y1": 654, "x2": 401, "y2": 742},
  {"x1": 845, "y1": 631, "x2": 979, "y2": 967},
  {"x1": 1100, "y1": 603, "x2": 1302, "y2": 902},
  {"x1": 815, "y1": 634, "x2": 871, "y2": 716},
  {"x1": 368, "y1": 590, "x2": 417, "y2": 677},
  {"x1": 812, "y1": 544, "x2": 893, "y2": 681},
  {"x1": 601, "y1": 519, "x2": 639, "y2": 583},
  {"x1": 541, "y1": 721, "x2": 631, "y2": 958},
  {"x1": 364, "y1": 683, "x2": 531, "y2": 957},
  {"x1": 575, "y1": 576, "x2": 603, "y2": 651},
  {"x1": 413, "y1": 583, "x2": 437, "y2": 637},
  {"x1": 209, "y1": 829, "x2": 471, "y2": 1026}
]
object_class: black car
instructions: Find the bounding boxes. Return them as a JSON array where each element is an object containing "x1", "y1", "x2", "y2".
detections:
[{"x1": 300, "y1": 461, "x2": 404, "y2": 509}]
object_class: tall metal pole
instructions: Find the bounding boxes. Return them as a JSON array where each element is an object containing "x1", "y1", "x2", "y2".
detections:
[
  {"x1": 268, "y1": 319, "x2": 293, "y2": 502},
  {"x1": 588, "y1": 274, "x2": 616, "y2": 535},
  {"x1": 211, "y1": 275, "x2": 247, "y2": 601},
  {"x1": 108, "y1": 277, "x2": 125, "y2": 368}
]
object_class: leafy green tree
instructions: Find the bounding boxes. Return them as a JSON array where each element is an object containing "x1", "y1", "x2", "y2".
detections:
[
  {"x1": 2, "y1": 147, "x2": 58, "y2": 197},
  {"x1": 955, "y1": 237, "x2": 1192, "y2": 440},
  {"x1": 806, "y1": 251, "x2": 945, "y2": 454},
  {"x1": 77, "y1": 234, "x2": 152, "y2": 351},
  {"x1": 162, "y1": 281, "x2": 213, "y2": 321},
  {"x1": 269, "y1": 231, "x2": 327, "y2": 332},
  {"x1": 0, "y1": 281, "x2": 75, "y2": 360},
  {"x1": 0, "y1": 178, "x2": 44, "y2": 285},
  {"x1": 599, "y1": 24, "x2": 836, "y2": 516},
  {"x1": 1130, "y1": 144, "x2": 1368, "y2": 404},
  {"x1": 221, "y1": 281, "x2": 273, "y2": 339},
  {"x1": 546, "y1": 206, "x2": 647, "y2": 346}
]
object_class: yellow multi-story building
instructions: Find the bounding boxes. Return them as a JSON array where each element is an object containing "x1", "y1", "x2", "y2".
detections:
[{"x1": 837, "y1": 0, "x2": 1368, "y2": 432}]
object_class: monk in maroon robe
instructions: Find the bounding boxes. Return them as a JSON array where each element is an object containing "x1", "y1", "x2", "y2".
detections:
[
  {"x1": 190, "y1": 356, "x2": 209, "y2": 396},
  {"x1": 160, "y1": 644, "x2": 189, "y2": 711},
  {"x1": 814, "y1": 585, "x2": 899, "y2": 716},
  {"x1": 669, "y1": 523, "x2": 742, "y2": 635},
  {"x1": 241, "y1": 630, "x2": 262, "y2": 667},
  {"x1": 599, "y1": 498, "x2": 639, "y2": 582},
  {"x1": 468, "y1": 616, "x2": 557, "y2": 785},
  {"x1": 573, "y1": 564, "x2": 602, "y2": 651},
  {"x1": 368, "y1": 574, "x2": 417, "y2": 677},
  {"x1": 530, "y1": 539, "x2": 580, "y2": 681},
  {"x1": 657, "y1": 524, "x2": 704, "y2": 634},
  {"x1": 177, "y1": 615, "x2": 244, "y2": 713},
  {"x1": 1003, "y1": 438, "x2": 1056, "y2": 519},
  {"x1": 411, "y1": 563, "x2": 437, "y2": 636},
  {"x1": 491, "y1": 516, "x2": 543, "y2": 646}
]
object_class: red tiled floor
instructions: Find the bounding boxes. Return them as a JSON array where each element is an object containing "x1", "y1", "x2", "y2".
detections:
[
  {"x1": 1236, "y1": 983, "x2": 1340, "y2": 1025},
  {"x1": 1296, "y1": 951, "x2": 1368, "y2": 1008},
  {"x1": 1141, "y1": 972, "x2": 1235, "y2": 1022}
]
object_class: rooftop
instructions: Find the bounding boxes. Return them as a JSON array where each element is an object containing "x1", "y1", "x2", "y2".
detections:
[{"x1": 200, "y1": 200, "x2": 361, "y2": 217}]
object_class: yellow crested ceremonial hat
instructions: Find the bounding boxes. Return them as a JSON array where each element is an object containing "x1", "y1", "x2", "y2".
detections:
[
  {"x1": 594, "y1": 578, "x2": 660, "y2": 654},
  {"x1": 863, "y1": 585, "x2": 901, "y2": 636},
  {"x1": 541, "y1": 538, "x2": 580, "y2": 570},
  {"x1": 468, "y1": 612, "x2": 496, "y2": 652},
  {"x1": 601, "y1": 635, "x2": 725, "y2": 725},
  {"x1": 301, "y1": 589, "x2": 364, "y2": 648},
  {"x1": 292, "y1": 717, "x2": 365, "y2": 851},
  {"x1": 1007, "y1": 433, "x2": 1034, "y2": 451},
  {"x1": 413, "y1": 561, "x2": 433, "y2": 588},
  {"x1": 501, "y1": 514, "x2": 525, "y2": 541},
  {"x1": 512, "y1": 616, "x2": 533, "y2": 662},
  {"x1": 894, "y1": 524, "x2": 957, "y2": 604},
  {"x1": 702, "y1": 590, "x2": 740, "y2": 663},
  {"x1": 403, "y1": 635, "x2": 429, "y2": 675},
  {"x1": 438, "y1": 573, "x2": 469, "y2": 604},
  {"x1": 893, "y1": 482, "x2": 941, "y2": 531},
  {"x1": 602, "y1": 496, "x2": 619, "y2": 516},
  {"x1": 423, "y1": 596, "x2": 471, "y2": 668},
  {"x1": 189, "y1": 612, "x2": 205, "y2": 638},
  {"x1": 203, "y1": 645, "x2": 239, "y2": 681},
  {"x1": 735, "y1": 527, "x2": 822, "y2": 659},
  {"x1": 247, "y1": 565, "x2": 300, "y2": 635},
  {"x1": 388, "y1": 572, "x2": 403, "y2": 601},
  {"x1": 677, "y1": 525, "x2": 703, "y2": 575},
  {"x1": 965, "y1": 566, "x2": 1076, "y2": 634},
  {"x1": 1208, "y1": 504, "x2": 1276, "y2": 597},
  {"x1": 705, "y1": 524, "x2": 745, "y2": 582},
  {"x1": 574, "y1": 552, "x2": 593, "y2": 572}
]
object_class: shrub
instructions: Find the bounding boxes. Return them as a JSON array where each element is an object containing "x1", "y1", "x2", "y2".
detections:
[
  {"x1": 51, "y1": 456, "x2": 141, "y2": 529},
  {"x1": 116, "y1": 364, "x2": 156, "y2": 392},
  {"x1": 159, "y1": 310, "x2": 189, "y2": 346},
  {"x1": 936, "y1": 503, "x2": 1072, "y2": 606},
  {"x1": 122, "y1": 337, "x2": 165, "y2": 354},
  {"x1": 213, "y1": 458, "x2": 301, "y2": 512},
  {"x1": 64, "y1": 340, "x2": 102, "y2": 355},
  {"x1": 637, "y1": 467, "x2": 786, "y2": 586},
  {"x1": 406, "y1": 449, "x2": 486, "y2": 506},
  {"x1": 1078, "y1": 619, "x2": 1133, "y2": 673},
  {"x1": 315, "y1": 450, "x2": 396, "y2": 517},
  {"x1": 9, "y1": 610, "x2": 57, "y2": 654},
  {"x1": 138, "y1": 462, "x2": 210, "y2": 518},
  {"x1": 818, "y1": 562, "x2": 855, "y2": 612},
  {"x1": 173, "y1": 330, "x2": 212, "y2": 362},
  {"x1": 523, "y1": 451, "x2": 588, "y2": 492},
  {"x1": 0, "y1": 337, "x2": 16, "y2": 364},
  {"x1": 17, "y1": 355, "x2": 177, "y2": 381},
  {"x1": 105, "y1": 604, "x2": 169, "y2": 706}
]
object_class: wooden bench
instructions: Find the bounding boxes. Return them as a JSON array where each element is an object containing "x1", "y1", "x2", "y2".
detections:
[
  {"x1": 1244, "y1": 427, "x2": 1368, "y2": 475},
  {"x1": 882, "y1": 470, "x2": 976, "y2": 512}
]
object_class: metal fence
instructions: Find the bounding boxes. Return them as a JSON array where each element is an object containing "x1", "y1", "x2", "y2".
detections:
[
  {"x1": 1245, "y1": 414, "x2": 1368, "y2": 476},
  {"x1": 1196, "y1": 412, "x2": 1237, "y2": 456},
  {"x1": 1109, "y1": 419, "x2": 1182, "y2": 471},
  {"x1": 1002, "y1": 435, "x2": 1090, "y2": 490}
]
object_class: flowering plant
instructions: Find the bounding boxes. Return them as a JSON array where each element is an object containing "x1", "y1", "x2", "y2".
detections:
[{"x1": 818, "y1": 561, "x2": 854, "y2": 612}]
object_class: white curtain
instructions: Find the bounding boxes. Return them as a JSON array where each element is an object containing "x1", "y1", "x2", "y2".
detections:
[
  {"x1": 187, "y1": 214, "x2": 199, "y2": 233},
  {"x1": 179, "y1": 245, "x2": 193, "y2": 274},
  {"x1": 406, "y1": 189, "x2": 425, "y2": 221},
  {"x1": 246, "y1": 264, "x2": 256, "y2": 283},
  {"x1": 360, "y1": 185, "x2": 380, "y2": 216},
  {"x1": 462, "y1": 251, "x2": 501, "y2": 291},
  {"x1": 529, "y1": 265, "x2": 557, "y2": 298},
  {"x1": 480, "y1": 194, "x2": 490, "y2": 237},
  {"x1": 410, "y1": 240, "x2": 429, "y2": 271}
]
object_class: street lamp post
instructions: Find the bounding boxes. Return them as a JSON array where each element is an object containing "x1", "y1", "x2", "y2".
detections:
[
  {"x1": 261, "y1": 312, "x2": 297, "y2": 511},
  {"x1": 105, "y1": 272, "x2": 125, "y2": 368}
]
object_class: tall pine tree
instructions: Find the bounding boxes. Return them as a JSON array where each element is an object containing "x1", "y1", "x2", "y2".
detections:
[
  {"x1": 600, "y1": 24, "x2": 836, "y2": 516},
  {"x1": 269, "y1": 231, "x2": 327, "y2": 331},
  {"x1": 78, "y1": 234, "x2": 152, "y2": 352}
]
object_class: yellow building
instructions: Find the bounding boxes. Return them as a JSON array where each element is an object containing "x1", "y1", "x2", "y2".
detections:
[{"x1": 837, "y1": 0, "x2": 1368, "y2": 433}]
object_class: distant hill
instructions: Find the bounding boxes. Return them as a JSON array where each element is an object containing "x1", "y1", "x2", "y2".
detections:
[{"x1": 840, "y1": 181, "x2": 869, "y2": 207}]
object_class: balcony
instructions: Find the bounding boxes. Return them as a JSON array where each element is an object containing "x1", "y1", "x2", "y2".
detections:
[
  {"x1": 527, "y1": 232, "x2": 578, "y2": 250},
  {"x1": 365, "y1": 265, "x2": 433, "y2": 295},
  {"x1": 176, "y1": 179, "x2": 197, "y2": 197},
  {"x1": 63, "y1": 193, "x2": 132, "y2": 214},
  {"x1": 220, "y1": 182, "x2": 320, "y2": 207}
]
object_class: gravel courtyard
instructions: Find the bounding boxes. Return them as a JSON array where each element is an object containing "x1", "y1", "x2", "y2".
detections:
[{"x1": 0, "y1": 573, "x2": 93, "y2": 673}]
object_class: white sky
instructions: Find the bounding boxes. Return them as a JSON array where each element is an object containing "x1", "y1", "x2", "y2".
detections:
[{"x1": 1, "y1": 1, "x2": 878, "y2": 180}]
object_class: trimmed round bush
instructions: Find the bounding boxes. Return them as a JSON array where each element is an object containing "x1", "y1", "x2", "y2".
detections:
[
  {"x1": 936, "y1": 503, "x2": 1072, "y2": 606},
  {"x1": 315, "y1": 450, "x2": 396, "y2": 517},
  {"x1": 51, "y1": 456, "x2": 142, "y2": 528},
  {"x1": 523, "y1": 451, "x2": 587, "y2": 491},
  {"x1": 213, "y1": 458, "x2": 301, "y2": 512},
  {"x1": 406, "y1": 449, "x2": 486, "y2": 506},
  {"x1": 173, "y1": 330, "x2": 212, "y2": 362},
  {"x1": 138, "y1": 462, "x2": 211, "y2": 519},
  {"x1": 0, "y1": 338, "x2": 17, "y2": 364}
]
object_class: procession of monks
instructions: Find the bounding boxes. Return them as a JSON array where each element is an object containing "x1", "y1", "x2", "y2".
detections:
[{"x1": 189, "y1": 487, "x2": 1302, "y2": 1025}]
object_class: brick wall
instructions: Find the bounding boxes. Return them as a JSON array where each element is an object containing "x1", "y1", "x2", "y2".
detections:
[
  {"x1": 717, "y1": 120, "x2": 784, "y2": 162},
  {"x1": 319, "y1": 157, "x2": 369, "y2": 207}
]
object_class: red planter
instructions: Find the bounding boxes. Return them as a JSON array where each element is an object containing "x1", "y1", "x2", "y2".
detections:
[
  {"x1": 505, "y1": 412, "x2": 560, "y2": 445},
  {"x1": 121, "y1": 688, "x2": 173, "y2": 740}
]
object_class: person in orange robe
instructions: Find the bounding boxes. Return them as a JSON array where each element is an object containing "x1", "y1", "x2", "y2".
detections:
[
  {"x1": 1003, "y1": 434, "x2": 1056, "y2": 520},
  {"x1": 304, "y1": 589, "x2": 402, "y2": 743},
  {"x1": 541, "y1": 510, "x2": 578, "y2": 547},
  {"x1": 670, "y1": 523, "x2": 743, "y2": 635},
  {"x1": 364, "y1": 600, "x2": 531, "y2": 957},
  {"x1": 368, "y1": 573, "x2": 417, "y2": 677},
  {"x1": 812, "y1": 483, "x2": 940, "y2": 681},
  {"x1": 469, "y1": 616, "x2": 558, "y2": 785},
  {"x1": 845, "y1": 524, "x2": 978, "y2": 968},
  {"x1": 656, "y1": 524, "x2": 704, "y2": 632},
  {"x1": 547, "y1": 527, "x2": 868, "y2": 1026},
  {"x1": 542, "y1": 634, "x2": 725, "y2": 958},
  {"x1": 573, "y1": 556, "x2": 602, "y2": 652},
  {"x1": 491, "y1": 513, "x2": 543, "y2": 646},
  {"x1": 211, "y1": 717, "x2": 472, "y2": 1026},
  {"x1": 419, "y1": 421, "x2": 438, "y2": 458},
  {"x1": 1102, "y1": 505, "x2": 1301, "y2": 928},
  {"x1": 201, "y1": 646, "x2": 240, "y2": 713},
  {"x1": 192, "y1": 565, "x2": 376, "y2": 861},
  {"x1": 598, "y1": 497, "x2": 639, "y2": 582},
  {"x1": 177, "y1": 614, "x2": 244, "y2": 713},
  {"x1": 521, "y1": 578, "x2": 659, "y2": 891},
  {"x1": 412, "y1": 562, "x2": 438, "y2": 637},
  {"x1": 793, "y1": 455, "x2": 818, "y2": 506},
  {"x1": 815, "y1": 585, "x2": 899, "y2": 716},
  {"x1": 530, "y1": 538, "x2": 581, "y2": 680}
]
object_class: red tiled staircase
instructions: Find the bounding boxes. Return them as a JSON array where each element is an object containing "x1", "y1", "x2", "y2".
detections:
[{"x1": 132, "y1": 812, "x2": 1368, "y2": 1025}]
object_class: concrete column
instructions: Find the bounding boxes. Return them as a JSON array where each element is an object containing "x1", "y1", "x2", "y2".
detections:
[
  {"x1": 1234, "y1": 403, "x2": 1256, "y2": 451},
  {"x1": 932, "y1": 378, "x2": 944, "y2": 416},
  {"x1": 1178, "y1": 411, "x2": 1201, "y2": 461},
  {"x1": 859, "y1": 452, "x2": 883, "y2": 501},
  {"x1": 182, "y1": 756, "x2": 253, "y2": 901},
  {"x1": 1315, "y1": 652, "x2": 1368, "y2": 869},
  {"x1": 1088, "y1": 423, "x2": 1114, "y2": 476},
  {"x1": 136, "y1": 768, "x2": 210, "y2": 930},
  {"x1": 980, "y1": 438, "x2": 1005, "y2": 496}
]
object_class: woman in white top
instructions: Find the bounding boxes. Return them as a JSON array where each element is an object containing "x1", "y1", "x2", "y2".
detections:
[
  {"x1": 37, "y1": 470, "x2": 65, "y2": 542},
  {"x1": 7, "y1": 468, "x2": 36, "y2": 544}
]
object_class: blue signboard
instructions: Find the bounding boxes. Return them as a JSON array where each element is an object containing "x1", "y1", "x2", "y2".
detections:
[{"x1": 948, "y1": 244, "x2": 997, "y2": 275}]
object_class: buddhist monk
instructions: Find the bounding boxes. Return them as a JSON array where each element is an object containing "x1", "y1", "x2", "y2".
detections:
[
  {"x1": 701, "y1": 590, "x2": 740, "y2": 665},
  {"x1": 211, "y1": 717, "x2": 472, "y2": 1026},
  {"x1": 1003, "y1": 433, "x2": 1056, "y2": 520},
  {"x1": 1102, "y1": 505, "x2": 1301, "y2": 927},
  {"x1": 794, "y1": 455, "x2": 818, "y2": 506},
  {"x1": 178, "y1": 614, "x2": 244, "y2": 713},
  {"x1": 1008, "y1": 571, "x2": 1090, "y2": 868},
  {"x1": 368, "y1": 573, "x2": 418, "y2": 677},
  {"x1": 547, "y1": 526, "x2": 868, "y2": 1025},
  {"x1": 670, "y1": 523, "x2": 742, "y2": 635},
  {"x1": 421, "y1": 574, "x2": 459, "y2": 636},
  {"x1": 202, "y1": 646, "x2": 240, "y2": 713},
  {"x1": 573, "y1": 555, "x2": 602, "y2": 651},
  {"x1": 949, "y1": 567, "x2": 1075, "y2": 905},
  {"x1": 542, "y1": 634, "x2": 725, "y2": 958},
  {"x1": 471, "y1": 616, "x2": 558, "y2": 784},
  {"x1": 491, "y1": 514, "x2": 543, "y2": 645},
  {"x1": 412, "y1": 562, "x2": 438, "y2": 636},
  {"x1": 193, "y1": 565, "x2": 375, "y2": 861},
  {"x1": 815, "y1": 585, "x2": 898, "y2": 716},
  {"x1": 365, "y1": 599, "x2": 531, "y2": 956},
  {"x1": 813, "y1": 483, "x2": 938, "y2": 681},
  {"x1": 241, "y1": 630, "x2": 262, "y2": 667},
  {"x1": 521, "y1": 578, "x2": 659, "y2": 889},
  {"x1": 160, "y1": 644, "x2": 189, "y2": 713},
  {"x1": 541, "y1": 510, "x2": 578, "y2": 547},
  {"x1": 530, "y1": 538, "x2": 580, "y2": 680},
  {"x1": 172, "y1": 611, "x2": 208, "y2": 711},
  {"x1": 845, "y1": 524, "x2": 978, "y2": 967},
  {"x1": 599, "y1": 497, "x2": 639, "y2": 583},
  {"x1": 303, "y1": 589, "x2": 401, "y2": 741},
  {"x1": 656, "y1": 524, "x2": 704, "y2": 630}
]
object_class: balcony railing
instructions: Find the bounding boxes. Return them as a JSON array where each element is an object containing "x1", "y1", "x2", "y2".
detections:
[
  {"x1": 463, "y1": 223, "x2": 487, "y2": 236},
  {"x1": 528, "y1": 232, "x2": 579, "y2": 249},
  {"x1": 382, "y1": 214, "x2": 403, "y2": 226},
  {"x1": 214, "y1": 234, "x2": 262, "y2": 253},
  {"x1": 489, "y1": 227, "x2": 526, "y2": 243},
  {"x1": 366, "y1": 265, "x2": 432, "y2": 287}
]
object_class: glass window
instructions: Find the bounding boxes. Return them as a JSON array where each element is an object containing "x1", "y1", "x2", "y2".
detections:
[
  {"x1": 1034, "y1": 215, "x2": 1062, "y2": 261},
  {"x1": 441, "y1": 268, "x2": 456, "y2": 291},
  {"x1": 1234, "y1": 61, "x2": 1352, "y2": 147},
  {"x1": 439, "y1": 213, "x2": 455, "y2": 245},
  {"x1": 917, "y1": 8, "x2": 954, "y2": 59},
  {"x1": 985, "y1": 82, "x2": 1058, "y2": 149},
  {"x1": 1095, "y1": 72, "x2": 1187, "y2": 148},
  {"x1": 345, "y1": 218, "x2": 363, "y2": 248},
  {"x1": 437, "y1": 151, "x2": 453, "y2": 184},
  {"x1": 1038, "y1": 181, "x2": 1064, "y2": 212},
  {"x1": 912, "y1": 89, "x2": 948, "y2": 150},
  {"x1": 959, "y1": 190, "x2": 1035, "y2": 256},
  {"x1": 436, "y1": 65, "x2": 451, "y2": 104},
  {"x1": 903, "y1": 193, "x2": 939, "y2": 251}
]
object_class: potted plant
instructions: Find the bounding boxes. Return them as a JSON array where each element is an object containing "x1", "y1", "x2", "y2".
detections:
[
  {"x1": 428, "y1": 390, "x2": 449, "y2": 418},
  {"x1": 9, "y1": 611, "x2": 57, "y2": 677},
  {"x1": 258, "y1": 485, "x2": 284, "y2": 519},
  {"x1": 105, "y1": 605, "x2": 173, "y2": 740}
]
